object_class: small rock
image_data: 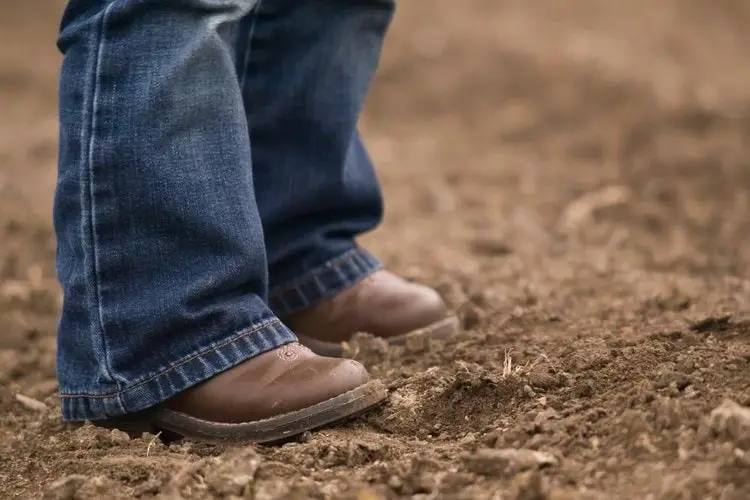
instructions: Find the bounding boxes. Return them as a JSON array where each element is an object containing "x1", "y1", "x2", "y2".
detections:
[
  {"x1": 15, "y1": 393, "x2": 48, "y2": 412},
  {"x1": 523, "y1": 385, "x2": 536, "y2": 398},
  {"x1": 464, "y1": 448, "x2": 557, "y2": 477},
  {"x1": 709, "y1": 399, "x2": 750, "y2": 448}
]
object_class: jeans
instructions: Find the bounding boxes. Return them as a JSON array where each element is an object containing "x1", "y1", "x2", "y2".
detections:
[{"x1": 54, "y1": 0, "x2": 393, "y2": 421}]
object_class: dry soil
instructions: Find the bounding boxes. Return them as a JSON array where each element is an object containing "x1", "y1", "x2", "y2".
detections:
[{"x1": 1, "y1": 1, "x2": 750, "y2": 498}]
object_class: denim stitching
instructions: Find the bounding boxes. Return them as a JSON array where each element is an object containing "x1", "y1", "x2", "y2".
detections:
[
  {"x1": 81, "y1": 3, "x2": 127, "y2": 411},
  {"x1": 268, "y1": 247, "x2": 380, "y2": 297},
  {"x1": 268, "y1": 248, "x2": 382, "y2": 315},
  {"x1": 59, "y1": 318, "x2": 286, "y2": 398},
  {"x1": 238, "y1": 0, "x2": 264, "y2": 93}
]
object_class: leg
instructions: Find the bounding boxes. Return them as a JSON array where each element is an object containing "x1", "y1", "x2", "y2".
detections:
[
  {"x1": 234, "y1": 0, "x2": 390, "y2": 310},
  {"x1": 55, "y1": 0, "x2": 384, "y2": 440},
  {"x1": 235, "y1": 0, "x2": 458, "y2": 355}
]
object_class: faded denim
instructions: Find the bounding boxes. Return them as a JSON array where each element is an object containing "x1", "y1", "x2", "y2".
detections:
[{"x1": 55, "y1": 0, "x2": 393, "y2": 421}]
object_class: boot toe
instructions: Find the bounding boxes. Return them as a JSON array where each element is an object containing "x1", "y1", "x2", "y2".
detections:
[{"x1": 273, "y1": 356, "x2": 371, "y2": 411}]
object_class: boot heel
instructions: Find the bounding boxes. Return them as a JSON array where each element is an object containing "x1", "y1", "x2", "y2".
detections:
[{"x1": 92, "y1": 413, "x2": 160, "y2": 439}]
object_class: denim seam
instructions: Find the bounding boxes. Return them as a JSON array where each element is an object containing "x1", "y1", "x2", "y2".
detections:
[
  {"x1": 238, "y1": 0, "x2": 264, "y2": 91},
  {"x1": 59, "y1": 318, "x2": 287, "y2": 399},
  {"x1": 83, "y1": 3, "x2": 127, "y2": 411},
  {"x1": 268, "y1": 247, "x2": 379, "y2": 298}
]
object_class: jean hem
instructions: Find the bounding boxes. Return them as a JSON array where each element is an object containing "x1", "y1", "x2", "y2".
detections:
[
  {"x1": 268, "y1": 247, "x2": 381, "y2": 316},
  {"x1": 60, "y1": 318, "x2": 297, "y2": 421}
]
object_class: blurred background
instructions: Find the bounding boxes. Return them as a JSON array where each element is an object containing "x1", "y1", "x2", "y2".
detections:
[
  {"x1": 4, "y1": 1, "x2": 750, "y2": 272},
  {"x1": 2, "y1": 1, "x2": 750, "y2": 498}
]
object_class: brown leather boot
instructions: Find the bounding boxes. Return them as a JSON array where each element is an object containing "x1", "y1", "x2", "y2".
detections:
[
  {"x1": 281, "y1": 270, "x2": 460, "y2": 356},
  {"x1": 93, "y1": 343, "x2": 386, "y2": 444}
]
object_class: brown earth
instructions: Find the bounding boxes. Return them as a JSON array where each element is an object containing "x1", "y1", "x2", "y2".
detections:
[{"x1": 2, "y1": 1, "x2": 750, "y2": 498}]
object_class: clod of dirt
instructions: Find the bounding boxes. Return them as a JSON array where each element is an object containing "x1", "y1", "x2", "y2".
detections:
[
  {"x1": 43, "y1": 475, "x2": 120, "y2": 500},
  {"x1": 618, "y1": 409, "x2": 652, "y2": 437},
  {"x1": 460, "y1": 303, "x2": 485, "y2": 329},
  {"x1": 108, "y1": 428, "x2": 132, "y2": 445},
  {"x1": 404, "y1": 330, "x2": 431, "y2": 354},
  {"x1": 470, "y1": 238, "x2": 514, "y2": 257},
  {"x1": 529, "y1": 408, "x2": 561, "y2": 434},
  {"x1": 573, "y1": 381, "x2": 596, "y2": 398},
  {"x1": 158, "y1": 459, "x2": 210, "y2": 499},
  {"x1": 464, "y1": 448, "x2": 558, "y2": 477},
  {"x1": 205, "y1": 448, "x2": 261, "y2": 498},
  {"x1": 527, "y1": 369, "x2": 565, "y2": 392},
  {"x1": 563, "y1": 338, "x2": 610, "y2": 372},
  {"x1": 653, "y1": 397, "x2": 691, "y2": 431},
  {"x1": 510, "y1": 471, "x2": 550, "y2": 500},
  {"x1": 132, "y1": 477, "x2": 163, "y2": 497},
  {"x1": 343, "y1": 333, "x2": 391, "y2": 366},
  {"x1": 43, "y1": 475, "x2": 87, "y2": 500},
  {"x1": 689, "y1": 315, "x2": 733, "y2": 333},
  {"x1": 424, "y1": 368, "x2": 526, "y2": 433},
  {"x1": 395, "y1": 457, "x2": 444, "y2": 496},
  {"x1": 709, "y1": 399, "x2": 750, "y2": 448},
  {"x1": 653, "y1": 371, "x2": 692, "y2": 391}
]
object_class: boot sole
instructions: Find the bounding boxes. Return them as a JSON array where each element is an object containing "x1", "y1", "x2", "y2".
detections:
[
  {"x1": 297, "y1": 315, "x2": 461, "y2": 357},
  {"x1": 95, "y1": 379, "x2": 387, "y2": 445}
]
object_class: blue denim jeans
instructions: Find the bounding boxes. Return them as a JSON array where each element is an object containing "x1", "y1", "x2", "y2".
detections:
[{"x1": 54, "y1": 0, "x2": 393, "y2": 421}]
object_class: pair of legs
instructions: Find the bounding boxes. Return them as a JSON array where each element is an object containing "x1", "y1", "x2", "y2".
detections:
[
  {"x1": 55, "y1": 0, "x2": 457, "y2": 441},
  {"x1": 56, "y1": 0, "x2": 391, "y2": 421}
]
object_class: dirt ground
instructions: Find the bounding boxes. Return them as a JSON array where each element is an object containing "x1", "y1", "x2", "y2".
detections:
[{"x1": 2, "y1": 1, "x2": 750, "y2": 498}]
